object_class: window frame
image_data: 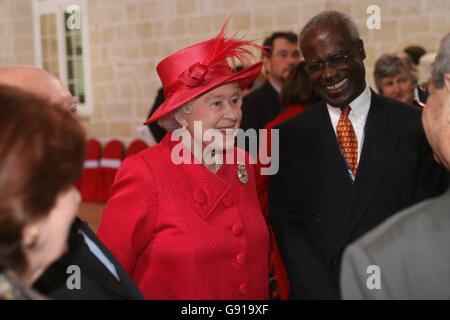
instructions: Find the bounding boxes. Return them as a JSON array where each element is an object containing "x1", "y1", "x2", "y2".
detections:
[{"x1": 32, "y1": 0, "x2": 93, "y2": 116}]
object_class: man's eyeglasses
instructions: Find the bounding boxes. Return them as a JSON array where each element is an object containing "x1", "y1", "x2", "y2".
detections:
[{"x1": 303, "y1": 43, "x2": 359, "y2": 75}]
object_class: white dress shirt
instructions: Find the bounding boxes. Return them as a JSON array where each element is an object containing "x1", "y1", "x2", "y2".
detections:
[
  {"x1": 268, "y1": 79, "x2": 281, "y2": 93},
  {"x1": 326, "y1": 86, "x2": 371, "y2": 162}
]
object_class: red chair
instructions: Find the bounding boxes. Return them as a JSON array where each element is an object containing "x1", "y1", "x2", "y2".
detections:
[
  {"x1": 100, "y1": 140, "x2": 124, "y2": 202},
  {"x1": 126, "y1": 139, "x2": 148, "y2": 157},
  {"x1": 79, "y1": 139, "x2": 103, "y2": 202}
]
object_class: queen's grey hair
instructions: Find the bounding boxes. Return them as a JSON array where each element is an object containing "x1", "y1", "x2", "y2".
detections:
[
  {"x1": 374, "y1": 54, "x2": 418, "y2": 93},
  {"x1": 157, "y1": 102, "x2": 193, "y2": 132},
  {"x1": 299, "y1": 11, "x2": 360, "y2": 53},
  {"x1": 432, "y1": 33, "x2": 450, "y2": 89}
]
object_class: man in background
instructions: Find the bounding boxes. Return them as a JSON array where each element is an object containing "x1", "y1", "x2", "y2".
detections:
[
  {"x1": 269, "y1": 11, "x2": 448, "y2": 300},
  {"x1": 240, "y1": 31, "x2": 301, "y2": 132}
]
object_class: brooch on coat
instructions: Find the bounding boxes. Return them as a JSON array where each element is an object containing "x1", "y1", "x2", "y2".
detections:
[{"x1": 237, "y1": 163, "x2": 248, "y2": 184}]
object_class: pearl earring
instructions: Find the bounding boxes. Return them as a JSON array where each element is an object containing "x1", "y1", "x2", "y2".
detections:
[{"x1": 28, "y1": 226, "x2": 40, "y2": 247}]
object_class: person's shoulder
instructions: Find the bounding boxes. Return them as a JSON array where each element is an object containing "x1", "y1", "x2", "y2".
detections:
[
  {"x1": 371, "y1": 92, "x2": 423, "y2": 136},
  {"x1": 109, "y1": 144, "x2": 164, "y2": 189},
  {"x1": 243, "y1": 82, "x2": 273, "y2": 103},
  {"x1": 373, "y1": 91, "x2": 422, "y2": 119},
  {"x1": 352, "y1": 191, "x2": 450, "y2": 253},
  {"x1": 277, "y1": 101, "x2": 324, "y2": 132},
  {"x1": 121, "y1": 143, "x2": 163, "y2": 169},
  {"x1": 343, "y1": 191, "x2": 450, "y2": 299}
]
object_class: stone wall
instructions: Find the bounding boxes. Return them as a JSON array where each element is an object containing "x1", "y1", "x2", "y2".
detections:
[
  {"x1": 1, "y1": 0, "x2": 449, "y2": 143},
  {"x1": 0, "y1": 0, "x2": 34, "y2": 67}
]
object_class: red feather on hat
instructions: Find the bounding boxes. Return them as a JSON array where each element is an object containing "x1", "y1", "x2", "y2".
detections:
[
  {"x1": 146, "y1": 19, "x2": 264, "y2": 124},
  {"x1": 204, "y1": 20, "x2": 262, "y2": 67}
]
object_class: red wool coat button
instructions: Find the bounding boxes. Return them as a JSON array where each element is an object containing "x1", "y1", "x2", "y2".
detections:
[
  {"x1": 239, "y1": 283, "x2": 248, "y2": 295},
  {"x1": 231, "y1": 223, "x2": 243, "y2": 236},
  {"x1": 192, "y1": 188, "x2": 208, "y2": 204},
  {"x1": 222, "y1": 193, "x2": 234, "y2": 207},
  {"x1": 236, "y1": 253, "x2": 246, "y2": 265}
]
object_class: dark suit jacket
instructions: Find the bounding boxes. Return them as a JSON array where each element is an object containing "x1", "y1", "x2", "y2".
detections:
[
  {"x1": 268, "y1": 90, "x2": 448, "y2": 300},
  {"x1": 241, "y1": 81, "x2": 282, "y2": 131},
  {"x1": 34, "y1": 218, "x2": 143, "y2": 300}
]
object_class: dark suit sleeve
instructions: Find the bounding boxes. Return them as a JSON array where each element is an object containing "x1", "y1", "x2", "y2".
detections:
[
  {"x1": 415, "y1": 133, "x2": 448, "y2": 201},
  {"x1": 147, "y1": 87, "x2": 166, "y2": 142},
  {"x1": 268, "y1": 130, "x2": 339, "y2": 299}
]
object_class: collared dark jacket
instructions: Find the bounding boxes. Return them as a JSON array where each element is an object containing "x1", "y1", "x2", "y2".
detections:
[
  {"x1": 269, "y1": 91, "x2": 448, "y2": 299},
  {"x1": 34, "y1": 218, "x2": 144, "y2": 300}
]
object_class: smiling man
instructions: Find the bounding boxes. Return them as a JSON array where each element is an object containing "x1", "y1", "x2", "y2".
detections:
[{"x1": 268, "y1": 11, "x2": 448, "y2": 299}]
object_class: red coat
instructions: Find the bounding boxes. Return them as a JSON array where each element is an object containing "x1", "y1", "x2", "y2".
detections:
[{"x1": 97, "y1": 134, "x2": 269, "y2": 300}]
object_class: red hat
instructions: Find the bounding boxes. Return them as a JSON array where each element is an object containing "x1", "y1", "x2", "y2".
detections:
[{"x1": 144, "y1": 22, "x2": 262, "y2": 124}]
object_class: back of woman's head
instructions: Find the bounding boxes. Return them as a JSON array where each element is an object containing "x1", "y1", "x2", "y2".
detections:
[{"x1": 0, "y1": 85, "x2": 86, "y2": 273}]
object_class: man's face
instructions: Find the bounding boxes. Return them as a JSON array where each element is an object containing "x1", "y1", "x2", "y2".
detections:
[
  {"x1": 300, "y1": 23, "x2": 366, "y2": 108},
  {"x1": 264, "y1": 37, "x2": 301, "y2": 87},
  {"x1": 380, "y1": 70, "x2": 415, "y2": 105},
  {"x1": 423, "y1": 79, "x2": 450, "y2": 169},
  {"x1": 0, "y1": 67, "x2": 77, "y2": 113}
]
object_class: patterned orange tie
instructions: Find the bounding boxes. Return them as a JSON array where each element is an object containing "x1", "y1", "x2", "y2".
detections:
[{"x1": 336, "y1": 106, "x2": 358, "y2": 178}]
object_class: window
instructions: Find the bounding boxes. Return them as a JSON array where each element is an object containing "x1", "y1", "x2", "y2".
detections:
[
  {"x1": 65, "y1": 10, "x2": 86, "y2": 105},
  {"x1": 40, "y1": 13, "x2": 59, "y2": 78},
  {"x1": 32, "y1": 0, "x2": 92, "y2": 115}
]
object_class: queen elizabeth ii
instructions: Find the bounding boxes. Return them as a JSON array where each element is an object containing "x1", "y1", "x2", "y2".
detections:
[{"x1": 98, "y1": 23, "x2": 269, "y2": 300}]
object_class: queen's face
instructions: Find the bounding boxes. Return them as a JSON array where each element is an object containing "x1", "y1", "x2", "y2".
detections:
[{"x1": 182, "y1": 83, "x2": 242, "y2": 152}]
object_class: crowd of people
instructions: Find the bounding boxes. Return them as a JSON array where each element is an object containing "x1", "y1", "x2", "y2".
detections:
[{"x1": 1, "y1": 10, "x2": 450, "y2": 300}]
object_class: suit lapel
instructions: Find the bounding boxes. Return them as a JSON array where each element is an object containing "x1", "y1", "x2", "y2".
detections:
[
  {"x1": 309, "y1": 102, "x2": 354, "y2": 190},
  {"x1": 336, "y1": 92, "x2": 398, "y2": 253}
]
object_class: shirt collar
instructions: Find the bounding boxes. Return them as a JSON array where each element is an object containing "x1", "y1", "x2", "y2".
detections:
[
  {"x1": 268, "y1": 79, "x2": 281, "y2": 93},
  {"x1": 326, "y1": 85, "x2": 371, "y2": 119}
]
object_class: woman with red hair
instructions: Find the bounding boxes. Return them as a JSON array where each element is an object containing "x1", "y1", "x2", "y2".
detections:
[{"x1": 0, "y1": 86, "x2": 85, "y2": 299}]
